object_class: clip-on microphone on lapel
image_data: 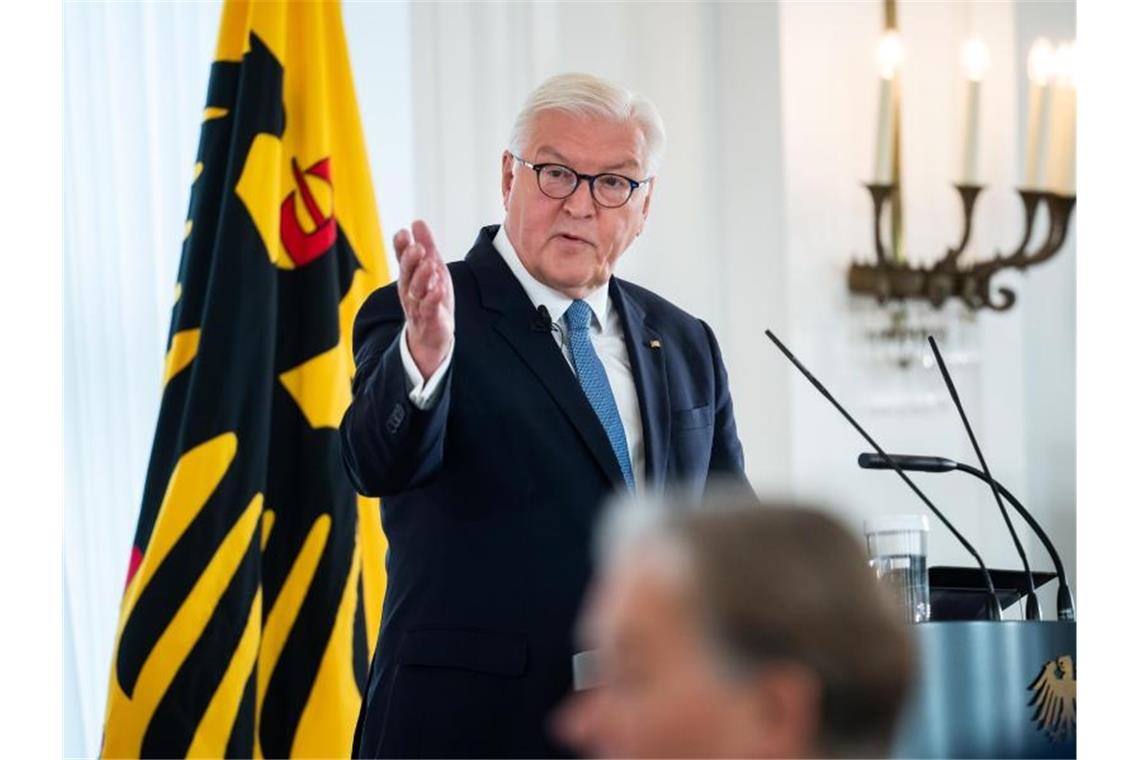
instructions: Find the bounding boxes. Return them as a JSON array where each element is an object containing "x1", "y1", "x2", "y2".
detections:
[{"x1": 531, "y1": 304, "x2": 566, "y2": 348}]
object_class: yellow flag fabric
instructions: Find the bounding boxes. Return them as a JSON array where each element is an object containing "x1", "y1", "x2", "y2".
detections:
[{"x1": 102, "y1": 2, "x2": 388, "y2": 756}]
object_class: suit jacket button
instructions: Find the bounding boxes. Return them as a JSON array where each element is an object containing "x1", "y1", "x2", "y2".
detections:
[{"x1": 386, "y1": 403, "x2": 406, "y2": 434}]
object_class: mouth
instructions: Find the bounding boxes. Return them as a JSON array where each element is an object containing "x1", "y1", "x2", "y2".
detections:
[{"x1": 554, "y1": 232, "x2": 593, "y2": 247}]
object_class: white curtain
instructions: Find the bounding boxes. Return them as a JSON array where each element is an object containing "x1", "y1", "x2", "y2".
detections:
[
  {"x1": 64, "y1": 3, "x2": 222, "y2": 755},
  {"x1": 63, "y1": 2, "x2": 414, "y2": 755}
]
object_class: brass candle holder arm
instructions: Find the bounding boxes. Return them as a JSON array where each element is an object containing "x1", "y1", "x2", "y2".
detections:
[{"x1": 848, "y1": 183, "x2": 1075, "y2": 312}]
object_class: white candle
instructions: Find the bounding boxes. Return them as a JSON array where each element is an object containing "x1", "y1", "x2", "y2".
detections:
[
  {"x1": 1024, "y1": 38, "x2": 1055, "y2": 189},
  {"x1": 1044, "y1": 42, "x2": 1077, "y2": 195},
  {"x1": 962, "y1": 80, "x2": 981, "y2": 184},
  {"x1": 873, "y1": 31, "x2": 904, "y2": 184},
  {"x1": 960, "y1": 38, "x2": 990, "y2": 185},
  {"x1": 873, "y1": 77, "x2": 895, "y2": 184}
]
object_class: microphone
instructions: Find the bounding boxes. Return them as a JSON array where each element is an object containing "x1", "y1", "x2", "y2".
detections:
[
  {"x1": 859, "y1": 452, "x2": 1075, "y2": 621},
  {"x1": 532, "y1": 304, "x2": 554, "y2": 332},
  {"x1": 926, "y1": 336, "x2": 1040, "y2": 620},
  {"x1": 764, "y1": 330, "x2": 1003, "y2": 620},
  {"x1": 531, "y1": 304, "x2": 566, "y2": 349},
  {"x1": 857, "y1": 453, "x2": 955, "y2": 472}
]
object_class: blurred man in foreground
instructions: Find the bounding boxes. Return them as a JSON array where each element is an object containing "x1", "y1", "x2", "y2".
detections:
[{"x1": 556, "y1": 492, "x2": 914, "y2": 758}]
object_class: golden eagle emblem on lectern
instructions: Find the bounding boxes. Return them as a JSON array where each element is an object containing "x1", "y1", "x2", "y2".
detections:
[{"x1": 1027, "y1": 654, "x2": 1076, "y2": 742}]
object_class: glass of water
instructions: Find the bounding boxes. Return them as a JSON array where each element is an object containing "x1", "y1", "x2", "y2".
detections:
[{"x1": 865, "y1": 514, "x2": 931, "y2": 623}]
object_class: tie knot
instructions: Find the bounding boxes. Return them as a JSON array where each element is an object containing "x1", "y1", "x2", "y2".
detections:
[{"x1": 564, "y1": 299, "x2": 593, "y2": 332}]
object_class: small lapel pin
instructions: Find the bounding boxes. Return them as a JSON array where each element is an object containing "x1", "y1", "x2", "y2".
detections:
[{"x1": 648, "y1": 339, "x2": 662, "y2": 349}]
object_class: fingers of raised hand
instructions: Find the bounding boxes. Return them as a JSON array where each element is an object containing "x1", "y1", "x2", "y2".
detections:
[
  {"x1": 407, "y1": 253, "x2": 437, "y2": 304},
  {"x1": 410, "y1": 219, "x2": 438, "y2": 260},
  {"x1": 393, "y1": 228, "x2": 413, "y2": 262},
  {"x1": 396, "y1": 222, "x2": 450, "y2": 322},
  {"x1": 403, "y1": 257, "x2": 448, "y2": 321},
  {"x1": 397, "y1": 242, "x2": 423, "y2": 305}
]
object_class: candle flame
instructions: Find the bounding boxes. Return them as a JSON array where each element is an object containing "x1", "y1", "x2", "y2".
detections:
[
  {"x1": 1027, "y1": 38, "x2": 1056, "y2": 86},
  {"x1": 960, "y1": 38, "x2": 991, "y2": 82},
  {"x1": 1052, "y1": 42, "x2": 1077, "y2": 88},
  {"x1": 877, "y1": 31, "x2": 905, "y2": 80}
]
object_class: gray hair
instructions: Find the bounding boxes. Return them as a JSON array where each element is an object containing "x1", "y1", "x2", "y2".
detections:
[
  {"x1": 507, "y1": 72, "x2": 667, "y2": 176},
  {"x1": 594, "y1": 487, "x2": 915, "y2": 759}
]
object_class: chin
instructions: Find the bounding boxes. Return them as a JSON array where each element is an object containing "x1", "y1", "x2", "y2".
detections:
[
  {"x1": 538, "y1": 259, "x2": 600, "y2": 290},
  {"x1": 546, "y1": 267, "x2": 603, "y2": 294}
]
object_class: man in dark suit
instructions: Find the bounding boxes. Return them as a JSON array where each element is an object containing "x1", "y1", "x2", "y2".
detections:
[{"x1": 341, "y1": 72, "x2": 746, "y2": 758}]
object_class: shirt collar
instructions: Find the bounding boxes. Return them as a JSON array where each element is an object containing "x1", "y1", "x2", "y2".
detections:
[{"x1": 492, "y1": 224, "x2": 610, "y2": 331}]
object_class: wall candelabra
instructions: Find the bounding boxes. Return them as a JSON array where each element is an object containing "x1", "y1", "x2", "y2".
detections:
[{"x1": 848, "y1": 184, "x2": 1075, "y2": 311}]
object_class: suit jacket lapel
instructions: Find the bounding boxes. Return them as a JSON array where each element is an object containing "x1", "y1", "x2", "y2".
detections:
[
  {"x1": 467, "y1": 226, "x2": 626, "y2": 490},
  {"x1": 610, "y1": 279, "x2": 670, "y2": 491}
]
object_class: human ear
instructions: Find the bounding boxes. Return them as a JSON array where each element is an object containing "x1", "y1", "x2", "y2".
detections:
[
  {"x1": 747, "y1": 662, "x2": 822, "y2": 759},
  {"x1": 639, "y1": 179, "x2": 655, "y2": 224},
  {"x1": 502, "y1": 150, "x2": 516, "y2": 209}
]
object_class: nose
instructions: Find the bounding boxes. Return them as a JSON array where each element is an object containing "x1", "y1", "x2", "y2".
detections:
[{"x1": 561, "y1": 178, "x2": 596, "y2": 218}]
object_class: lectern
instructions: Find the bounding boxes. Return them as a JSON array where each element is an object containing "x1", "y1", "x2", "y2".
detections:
[{"x1": 892, "y1": 621, "x2": 1076, "y2": 758}]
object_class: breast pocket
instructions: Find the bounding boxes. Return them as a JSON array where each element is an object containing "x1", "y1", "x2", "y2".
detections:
[
  {"x1": 668, "y1": 404, "x2": 714, "y2": 487},
  {"x1": 672, "y1": 403, "x2": 713, "y2": 430}
]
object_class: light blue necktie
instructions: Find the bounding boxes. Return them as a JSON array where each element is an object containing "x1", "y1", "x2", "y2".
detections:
[{"x1": 564, "y1": 299, "x2": 635, "y2": 491}]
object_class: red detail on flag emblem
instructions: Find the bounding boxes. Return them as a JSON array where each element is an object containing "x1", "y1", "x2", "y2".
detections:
[
  {"x1": 280, "y1": 156, "x2": 337, "y2": 266},
  {"x1": 125, "y1": 545, "x2": 143, "y2": 589}
]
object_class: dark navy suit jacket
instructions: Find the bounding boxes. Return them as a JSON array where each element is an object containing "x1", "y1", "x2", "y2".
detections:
[{"x1": 341, "y1": 225, "x2": 745, "y2": 758}]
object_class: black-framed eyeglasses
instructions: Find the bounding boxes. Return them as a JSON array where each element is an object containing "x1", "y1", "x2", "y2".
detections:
[{"x1": 510, "y1": 152, "x2": 651, "y2": 209}]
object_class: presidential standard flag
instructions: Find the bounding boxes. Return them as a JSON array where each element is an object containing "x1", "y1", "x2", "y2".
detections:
[{"x1": 102, "y1": 1, "x2": 389, "y2": 756}]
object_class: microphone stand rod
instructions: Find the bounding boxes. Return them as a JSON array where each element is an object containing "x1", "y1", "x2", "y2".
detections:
[
  {"x1": 927, "y1": 336, "x2": 1041, "y2": 620},
  {"x1": 765, "y1": 330, "x2": 1003, "y2": 620}
]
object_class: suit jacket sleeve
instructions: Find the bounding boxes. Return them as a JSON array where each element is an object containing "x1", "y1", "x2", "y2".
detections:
[
  {"x1": 701, "y1": 319, "x2": 746, "y2": 478},
  {"x1": 339, "y1": 285, "x2": 452, "y2": 497}
]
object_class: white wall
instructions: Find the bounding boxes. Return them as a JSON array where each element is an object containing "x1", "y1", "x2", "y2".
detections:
[
  {"x1": 1014, "y1": 0, "x2": 1077, "y2": 619},
  {"x1": 777, "y1": 0, "x2": 1075, "y2": 617}
]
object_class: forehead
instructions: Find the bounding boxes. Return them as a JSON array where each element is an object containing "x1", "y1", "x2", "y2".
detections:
[
  {"x1": 589, "y1": 551, "x2": 698, "y2": 647},
  {"x1": 525, "y1": 109, "x2": 647, "y2": 174}
]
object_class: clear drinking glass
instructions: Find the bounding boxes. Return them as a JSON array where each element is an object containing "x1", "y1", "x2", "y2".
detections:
[{"x1": 865, "y1": 514, "x2": 931, "y2": 623}]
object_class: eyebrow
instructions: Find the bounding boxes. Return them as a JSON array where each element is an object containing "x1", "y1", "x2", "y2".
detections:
[{"x1": 533, "y1": 146, "x2": 641, "y2": 174}]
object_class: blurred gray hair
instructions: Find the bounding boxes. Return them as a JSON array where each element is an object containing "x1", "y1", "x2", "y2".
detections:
[
  {"x1": 508, "y1": 72, "x2": 667, "y2": 176},
  {"x1": 594, "y1": 486, "x2": 915, "y2": 759}
]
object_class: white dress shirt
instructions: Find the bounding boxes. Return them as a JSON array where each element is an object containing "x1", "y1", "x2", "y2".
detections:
[{"x1": 398, "y1": 225, "x2": 646, "y2": 490}]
